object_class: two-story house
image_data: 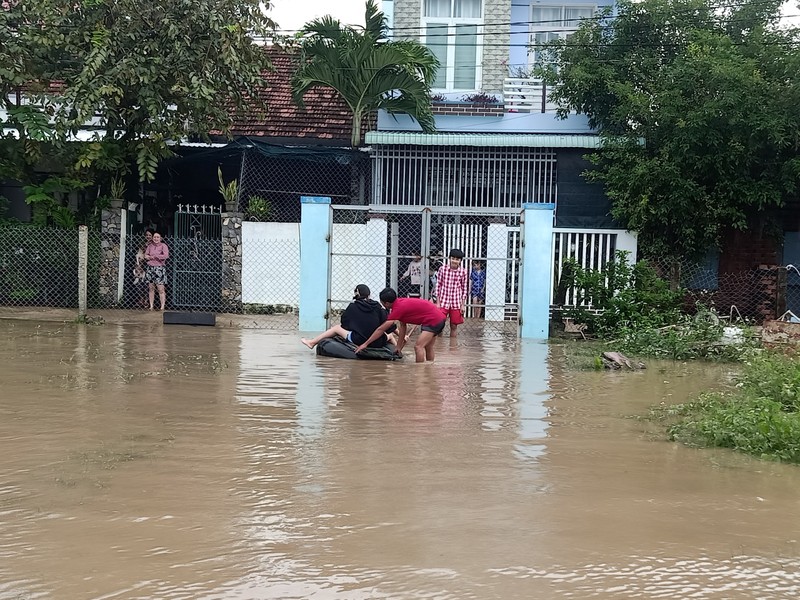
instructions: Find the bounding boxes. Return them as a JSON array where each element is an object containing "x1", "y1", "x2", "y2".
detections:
[{"x1": 363, "y1": 0, "x2": 635, "y2": 318}]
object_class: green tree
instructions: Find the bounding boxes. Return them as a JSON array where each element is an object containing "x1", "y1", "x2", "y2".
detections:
[
  {"x1": 1, "y1": 0, "x2": 275, "y2": 184},
  {"x1": 542, "y1": 0, "x2": 800, "y2": 260},
  {"x1": 292, "y1": 0, "x2": 438, "y2": 147}
]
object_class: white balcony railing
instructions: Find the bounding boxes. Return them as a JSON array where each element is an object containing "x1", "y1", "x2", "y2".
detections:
[{"x1": 502, "y1": 78, "x2": 559, "y2": 113}]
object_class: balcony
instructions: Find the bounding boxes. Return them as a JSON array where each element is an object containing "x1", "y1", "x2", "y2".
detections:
[{"x1": 502, "y1": 78, "x2": 559, "y2": 114}]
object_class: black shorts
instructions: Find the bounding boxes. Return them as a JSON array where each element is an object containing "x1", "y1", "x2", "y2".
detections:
[{"x1": 421, "y1": 319, "x2": 446, "y2": 336}]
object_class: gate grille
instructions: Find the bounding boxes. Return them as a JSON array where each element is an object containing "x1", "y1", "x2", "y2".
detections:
[
  {"x1": 372, "y1": 145, "x2": 557, "y2": 209},
  {"x1": 171, "y1": 205, "x2": 223, "y2": 310}
]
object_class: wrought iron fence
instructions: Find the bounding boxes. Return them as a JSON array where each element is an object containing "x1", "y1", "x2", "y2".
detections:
[{"x1": 328, "y1": 206, "x2": 521, "y2": 337}]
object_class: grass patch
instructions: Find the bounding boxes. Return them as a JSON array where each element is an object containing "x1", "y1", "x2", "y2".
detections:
[
  {"x1": 613, "y1": 316, "x2": 760, "y2": 362},
  {"x1": 649, "y1": 351, "x2": 800, "y2": 463}
]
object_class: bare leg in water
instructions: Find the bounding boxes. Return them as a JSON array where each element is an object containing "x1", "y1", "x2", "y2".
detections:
[{"x1": 301, "y1": 325, "x2": 351, "y2": 349}]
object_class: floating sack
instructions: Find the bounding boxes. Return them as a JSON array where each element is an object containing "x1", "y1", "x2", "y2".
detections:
[{"x1": 316, "y1": 336, "x2": 401, "y2": 361}]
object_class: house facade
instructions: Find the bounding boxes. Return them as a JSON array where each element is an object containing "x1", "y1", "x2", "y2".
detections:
[{"x1": 368, "y1": 0, "x2": 633, "y2": 324}]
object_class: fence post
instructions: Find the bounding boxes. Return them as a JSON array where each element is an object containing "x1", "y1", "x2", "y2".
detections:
[
  {"x1": 99, "y1": 202, "x2": 123, "y2": 306},
  {"x1": 299, "y1": 196, "x2": 331, "y2": 332},
  {"x1": 78, "y1": 225, "x2": 88, "y2": 317},
  {"x1": 519, "y1": 203, "x2": 555, "y2": 339},
  {"x1": 776, "y1": 266, "x2": 788, "y2": 318},
  {"x1": 221, "y1": 209, "x2": 244, "y2": 313}
]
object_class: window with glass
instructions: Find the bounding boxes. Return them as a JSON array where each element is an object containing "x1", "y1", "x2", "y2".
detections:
[
  {"x1": 529, "y1": 5, "x2": 595, "y2": 67},
  {"x1": 423, "y1": 0, "x2": 482, "y2": 90}
]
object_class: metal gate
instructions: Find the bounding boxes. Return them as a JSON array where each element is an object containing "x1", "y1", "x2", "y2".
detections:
[
  {"x1": 329, "y1": 205, "x2": 521, "y2": 336},
  {"x1": 171, "y1": 204, "x2": 223, "y2": 310}
]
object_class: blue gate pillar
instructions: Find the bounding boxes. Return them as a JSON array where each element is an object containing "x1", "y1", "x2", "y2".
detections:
[
  {"x1": 299, "y1": 196, "x2": 332, "y2": 332},
  {"x1": 520, "y1": 203, "x2": 555, "y2": 339}
]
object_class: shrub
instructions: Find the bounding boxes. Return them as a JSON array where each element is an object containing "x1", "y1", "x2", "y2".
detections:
[
  {"x1": 247, "y1": 196, "x2": 272, "y2": 222},
  {"x1": 558, "y1": 251, "x2": 684, "y2": 336}
]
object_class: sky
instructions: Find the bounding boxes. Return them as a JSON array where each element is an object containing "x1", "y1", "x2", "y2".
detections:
[{"x1": 268, "y1": 0, "x2": 367, "y2": 33}]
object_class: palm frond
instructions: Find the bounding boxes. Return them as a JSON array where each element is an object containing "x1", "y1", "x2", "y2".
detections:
[
  {"x1": 363, "y1": 0, "x2": 388, "y2": 41},
  {"x1": 291, "y1": 0, "x2": 438, "y2": 145}
]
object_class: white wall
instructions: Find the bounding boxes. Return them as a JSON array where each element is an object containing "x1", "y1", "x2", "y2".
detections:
[
  {"x1": 242, "y1": 222, "x2": 301, "y2": 306},
  {"x1": 242, "y1": 220, "x2": 389, "y2": 309}
]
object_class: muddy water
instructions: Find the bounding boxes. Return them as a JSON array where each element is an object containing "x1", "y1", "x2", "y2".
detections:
[{"x1": 1, "y1": 321, "x2": 799, "y2": 599}]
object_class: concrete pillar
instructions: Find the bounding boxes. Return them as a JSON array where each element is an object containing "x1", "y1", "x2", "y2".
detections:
[
  {"x1": 78, "y1": 225, "x2": 88, "y2": 316},
  {"x1": 221, "y1": 212, "x2": 244, "y2": 313},
  {"x1": 520, "y1": 203, "x2": 555, "y2": 339},
  {"x1": 299, "y1": 196, "x2": 332, "y2": 332}
]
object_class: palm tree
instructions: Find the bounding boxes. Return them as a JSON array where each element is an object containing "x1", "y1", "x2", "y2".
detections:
[{"x1": 291, "y1": 0, "x2": 438, "y2": 148}]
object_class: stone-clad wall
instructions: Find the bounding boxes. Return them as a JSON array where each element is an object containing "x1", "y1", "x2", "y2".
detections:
[
  {"x1": 393, "y1": 0, "x2": 422, "y2": 41},
  {"x1": 391, "y1": 0, "x2": 511, "y2": 94},
  {"x1": 482, "y1": 0, "x2": 511, "y2": 94},
  {"x1": 98, "y1": 202, "x2": 123, "y2": 306},
  {"x1": 222, "y1": 212, "x2": 243, "y2": 312}
]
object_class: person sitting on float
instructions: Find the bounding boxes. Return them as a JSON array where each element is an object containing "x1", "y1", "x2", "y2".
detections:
[{"x1": 301, "y1": 284, "x2": 398, "y2": 350}]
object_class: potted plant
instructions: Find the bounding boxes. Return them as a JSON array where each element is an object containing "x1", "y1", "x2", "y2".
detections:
[{"x1": 218, "y1": 167, "x2": 238, "y2": 212}]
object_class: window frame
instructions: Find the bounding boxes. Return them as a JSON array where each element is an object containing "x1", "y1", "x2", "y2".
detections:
[
  {"x1": 529, "y1": 4, "x2": 596, "y2": 68},
  {"x1": 421, "y1": 0, "x2": 484, "y2": 92}
]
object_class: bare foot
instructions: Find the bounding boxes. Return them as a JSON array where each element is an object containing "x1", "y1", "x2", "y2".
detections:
[{"x1": 301, "y1": 338, "x2": 315, "y2": 349}]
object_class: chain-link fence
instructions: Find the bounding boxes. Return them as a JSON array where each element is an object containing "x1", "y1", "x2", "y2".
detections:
[
  {"x1": 237, "y1": 145, "x2": 371, "y2": 221},
  {"x1": 550, "y1": 245, "x2": 798, "y2": 325},
  {"x1": 650, "y1": 259, "x2": 799, "y2": 323},
  {"x1": 4, "y1": 222, "x2": 798, "y2": 330},
  {"x1": 0, "y1": 226, "x2": 84, "y2": 308},
  {"x1": 328, "y1": 206, "x2": 521, "y2": 337}
]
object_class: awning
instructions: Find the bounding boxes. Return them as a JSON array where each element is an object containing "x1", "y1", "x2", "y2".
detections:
[{"x1": 364, "y1": 132, "x2": 604, "y2": 148}]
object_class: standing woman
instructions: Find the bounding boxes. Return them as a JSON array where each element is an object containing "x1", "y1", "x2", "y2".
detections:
[{"x1": 145, "y1": 232, "x2": 169, "y2": 310}]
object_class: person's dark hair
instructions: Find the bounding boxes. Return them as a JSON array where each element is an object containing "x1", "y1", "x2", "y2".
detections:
[
  {"x1": 379, "y1": 287, "x2": 397, "y2": 304},
  {"x1": 448, "y1": 248, "x2": 464, "y2": 259},
  {"x1": 353, "y1": 284, "x2": 370, "y2": 300}
]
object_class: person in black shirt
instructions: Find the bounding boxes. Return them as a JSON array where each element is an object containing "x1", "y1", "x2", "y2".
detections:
[{"x1": 301, "y1": 284, "x2": 397, "y2": 350}]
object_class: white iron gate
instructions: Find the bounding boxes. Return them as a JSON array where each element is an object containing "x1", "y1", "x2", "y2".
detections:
[{"x1": 328, "y1": 206, "x2": 522, "y2": 336}]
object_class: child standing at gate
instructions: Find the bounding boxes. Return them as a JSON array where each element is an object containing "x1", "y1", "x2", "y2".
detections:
[
  {"x1": 470, "y1": 260, "x2": 486, "y2": 319},
  {"x1": 435, "y1": 248, "x2": 468, "y2": 338},
  {"x1": 400, "y1": 252, "x2": 423, "y2": 297}
]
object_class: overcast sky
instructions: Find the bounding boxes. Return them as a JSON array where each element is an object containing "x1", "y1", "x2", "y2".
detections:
[{"x1": 268, "y1": 0, "x2": 367, "y2": 33}]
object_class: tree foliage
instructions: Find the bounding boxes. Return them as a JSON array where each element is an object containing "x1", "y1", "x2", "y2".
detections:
[
  {"x1": 1, "y1": 0, "x2": 275, "y2": 186},
  {"x1": 292, "y1": 0, "x2": 438, "y2": 147},
  {"x1": 542, "y1": 0, "x2": 800, "y2": 260}
]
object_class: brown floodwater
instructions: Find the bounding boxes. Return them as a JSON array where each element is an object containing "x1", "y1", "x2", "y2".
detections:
[{"x1": 1, "y1": 319, "x2": 799, "y2": 599}]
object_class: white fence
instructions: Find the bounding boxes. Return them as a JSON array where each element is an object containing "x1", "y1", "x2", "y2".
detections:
[
  {"x1": 550, "y1": 228, "x2": 638, "y2": 306},
  {"x1": 502, "y1": 78, "x2": 559, "y2": 113}
]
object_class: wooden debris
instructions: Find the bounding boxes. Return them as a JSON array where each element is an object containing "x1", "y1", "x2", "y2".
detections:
[{"x1": 601, "y1": 351, "x2": 645, "y2": 370}]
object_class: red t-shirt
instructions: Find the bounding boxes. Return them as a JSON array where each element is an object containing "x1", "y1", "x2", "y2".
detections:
[{"x1": 387, "y1": 297, "x2": 446, "y2": 326}]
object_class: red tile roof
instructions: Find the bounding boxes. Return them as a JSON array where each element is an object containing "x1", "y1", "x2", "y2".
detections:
[{"x1": 228, "y1": 47, "x2": 370, "y2": 144}]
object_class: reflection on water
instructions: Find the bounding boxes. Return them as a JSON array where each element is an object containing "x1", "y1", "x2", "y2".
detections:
[{"x1": 1, "y1": 320, "x2": 799, "y2": 599}]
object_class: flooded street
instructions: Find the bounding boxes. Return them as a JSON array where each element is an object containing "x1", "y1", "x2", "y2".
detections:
[{"x1": 1, "y1": 319, "x2": 799, "y2": 599}]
